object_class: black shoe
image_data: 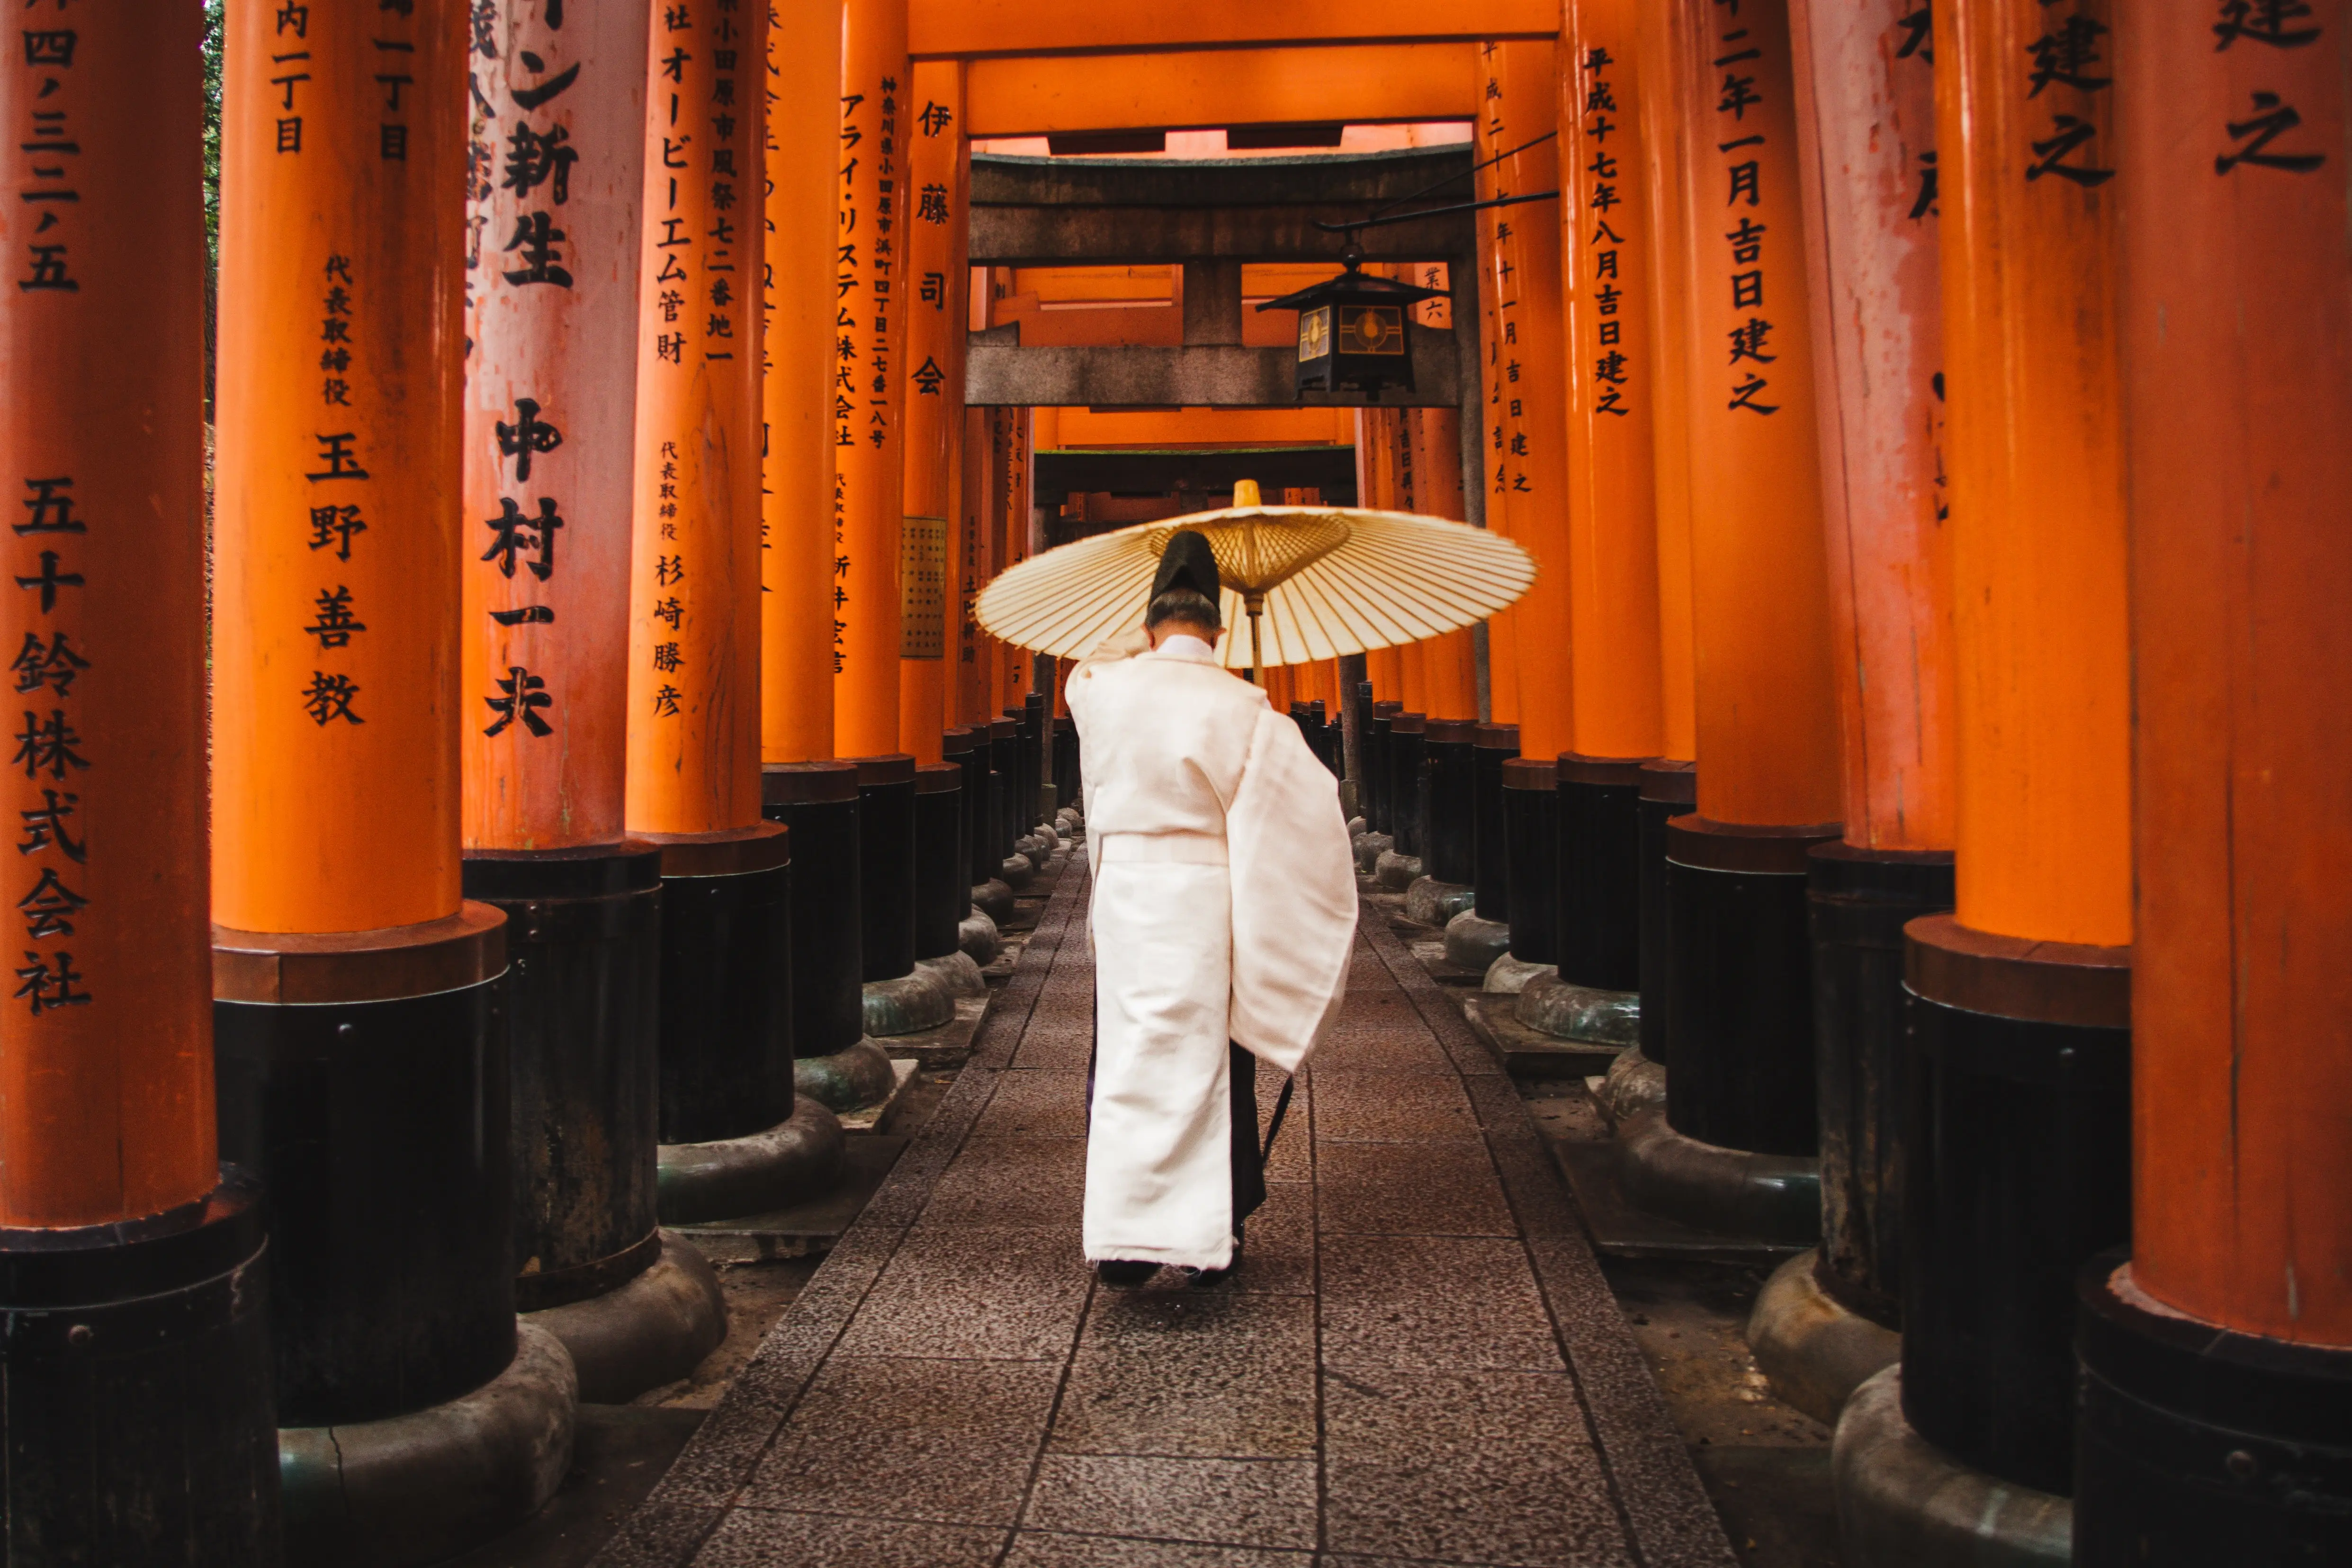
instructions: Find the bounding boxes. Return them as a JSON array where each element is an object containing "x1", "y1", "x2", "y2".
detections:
[
  {"x1": 1095, "y1": 1259, "x2": 1158, "y2": 1288},
  {"x1": 1184, "y1": 1227, "x2": 1244, "y2": 1290}
]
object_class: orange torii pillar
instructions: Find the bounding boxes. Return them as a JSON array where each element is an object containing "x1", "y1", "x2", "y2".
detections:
[
  {"x1": 895, "y1": 58, "x2": 989, "y2": 1001},
  {"x1": 1834, "y1": 0, "x2": 2134, "y2": 1539},
  {"x1": 952, "y1": 402, "x2": 1004, "y2": 920},
  {"x1": 0, "y1": 7, "x2": 278, "y2": 1555},
  {"x1": 1458, "y1": 198, "x2": 1534, "y2": 965},
  {"x1": 1747, "y1": 0, "x2": 1954, "y2": 1407},
  {"x1": 1632, "y1": 0, "x2": 1704, "y2": 1081},
  {"x1": 1533, "y1": 0, "x2": 1671, "y2": 1053},
  {"x1": 459, "y1": 0, "x2": 723, "y2": 1407},
  {"x1": 835, "y1": 0, "x2": 908, "y2": 762},
  {"x1": 2077, "y1": 14, "x2": 2352, "y2": 1558},
  {"x1": 627, "y1": 0, "x2": 830, "y2": 1228},
  {"x1": 1403, "y1": 408, "x2": 1484, "y2": 918},
  {"x1": 758, "y1": 0, "x2": 881, "y2": 1113},
  {"x1": 956, "y1": 403, "x2": 992, "y2": 728},
  {"x1": 1378, "y1": 404, "x2": 1435, "y2": 890},
  {"x1": 761, "y1": 0, "x2": 836, "y2": 774},
  {"x1": 1632, "y1": 0, "x2": 1844, "y2": 1241},
  {"x1": 212, "y1": 0, "x2": 574, "y2": 1556},
  {"x1": 1470, "y1": 175, "x2": 1522, "y2": 736},
  {"x1": 831, "y1": 0, "x2": 953, "y2": 1046},
  {"x1": 1351, "y1": 410, "x2": 1404, "y2": 860},
  {"x1": 1479, "y1": 40, "x2": 1581, "y2": 1004}
]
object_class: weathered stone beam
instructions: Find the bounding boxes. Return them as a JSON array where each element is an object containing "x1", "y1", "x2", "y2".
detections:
[
  {"x1": 968, "y1": 204, "x2": 1471, "y2": 267},
  {"x1": 1036, "y1": 446, "x2": 1360, "y2": 503},
  {"x1": 965, "y1": 341, "x2": 1459, "y2": 408},
  {"x1": 971, "y1": 146, "x2": 1473, "y2": 208}
]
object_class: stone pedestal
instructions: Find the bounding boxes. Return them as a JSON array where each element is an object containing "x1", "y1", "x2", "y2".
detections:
[{"x1": 1834, "y1": 1366, "x2": 2071, "y2": 1568}]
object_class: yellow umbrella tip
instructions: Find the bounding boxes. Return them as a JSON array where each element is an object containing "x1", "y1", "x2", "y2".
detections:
[{"x1": 1231, "y1": 478, "x2": 1262, "y2": 507}]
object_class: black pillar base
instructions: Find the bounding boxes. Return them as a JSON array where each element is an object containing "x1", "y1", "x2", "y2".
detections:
[
  {"x1": 0, "y1": 1171, "x2": 280, "y2": 1566},
  {"x1": 763, "y1": 763, "x2": 866, "y2": 1061},
  {"x1": 1557, "y1": 755, "x2": 1649, "y2": 993},
  {"x1": 1808, "y1": 842, "x2": 1954, "y2": 1330},
  {"x1": 1053, "y1": 715, "x2": 1078, "y2": 808},
  {"x1": 987, "y1": 721, "x2": 1021, "y2": 864},
  {"x1": 1662, "y1": 815, "x2": 1839, "y2": 1157},
  {"x1": 849, "y1": 755, "x2": 920, "y2": 984},
  {"x1": 1388, "y1": 713, "x2": 1427, "y2": 861},
  {"x1": 1902, "y1": 914, "x2": 2132, "y2": 1498},
  {"x1": 461, "y1": 842, "x2": 664, "y2": 1311},
  {"x1": 1471, "y1": 724, "x2": 1519, "y2": 924},
  {"x1": 645, "y1": 829, "x2": 795, "y2": 1146},
  {"x1": 213, "y1": 908, "x2": 515, "y2": 1426},
  {"x1": 1423, "y1": 720, "x2": 1479, "y2": 886},
  {"x1": 945, "y1": 726, "x2": 987, "y2": 907},
  {"x1": 1636, "y1": 761, "x2": 1697, "y2": 1067},
  {"x1": 2075, "y1": 1251, "x2": 2352, "y2": 1566},
  {"x1": 1365, "y1": 704, "x2": 1397, "y2": 836},
  {"x1": 915, "y1": 765, "x2": 964, "y2": 962},
  {"x1": 1501, "y1": 758, "x2": 1561, "y2": 970}
]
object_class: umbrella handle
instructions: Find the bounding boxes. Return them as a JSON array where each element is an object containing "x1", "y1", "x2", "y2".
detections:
[{"x1": 1245, "y1": 594, "x2": 1265, "y2": 684}]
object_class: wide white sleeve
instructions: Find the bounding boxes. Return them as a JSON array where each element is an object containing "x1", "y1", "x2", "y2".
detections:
[{"x1": 1225, "y1": 708, "x2": 1357, "y2": 1074}]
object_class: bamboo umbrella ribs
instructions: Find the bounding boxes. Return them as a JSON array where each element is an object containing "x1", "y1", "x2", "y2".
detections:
[{"x1": 974, "y1": 504, "x2": 1537, "y2": 683}]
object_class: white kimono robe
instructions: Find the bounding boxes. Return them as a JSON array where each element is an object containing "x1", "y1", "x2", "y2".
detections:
[{"x1": 1067, "y1": 638, "x2": 1358, "y2": 1270}]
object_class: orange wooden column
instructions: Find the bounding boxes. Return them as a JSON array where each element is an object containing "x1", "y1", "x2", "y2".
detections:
[
  {"x1": 1480, "y1": 39, "x2": 1573, "y2": 760},
  {"x1": 897, "y1": 59, "x2": 967, "y2": 765},
  {"x1": 835, "y1": 0, "x2": 912, "y2": 757},
  {"x1": 1634, "y1": 0, "x2": 1698, "y2": 767},
  {"x1": 1471, "y1": 133, "x2": 1521, "y2": 729},
  {"x1": 2073, "y1": 17, "x2": 2352, "y2": 1549},
  {"x1": 1788, "y1": 0, "x2": 1953, "y2": 855},
  {"x1": 215, "y1": 8, "x2": 471, "y2": 941},
  {"x1": 1887, "y1": 0, "x2": 2134, "y2": 1499},
  {"x1": 1409, "y1": 407, "x2": 1480, "y2": 722},
  {"x1": 466, "y1": 0, "x2": 647, "y2": 854},
  {"x1": 215, "y1": 0, "x2": 544, "y2": 1484},
  {"x1": 762, "y1": 0, "x2": 843, "y2": 764},
  {"x1": 1668, "y1": 0, "x2": 1839, "y2": 837},
  {"x1": 1935, "y1": 0, "x2": 2129, "y2": 953},
  {"x1": 1353, "y1": 409, "x2": 1404, "y2": 701},
  {"x1": 1558, "y1": 0, "x2": 1666, "y2": 769},
  {"x1": 627, "y1": 0, "x2": 767, "y2": 842},
  {"x1": 0, "y1": 0, "x2": 213, "y2": 1229},
  {"x1": 956, "y1": 404, "x2": 992, "y2": 726},
  {"x1": 460, "y1": 0, "x2": 685, "y2": 1345},
  {"x1": 0, "y1": 5, "x2": 282, "y2": 1537},
  {"x1": 1648, "y1": 0, "x2": 1841, "y2": 1163},
  {"x1": 1784, "y1": 0, "x2": 1956, "y2": 1334},
  {"x1": 992, "y1": 407, "x2": 1032, "y2": 712},
  {"x1": 1546, "y1": 0, "x2": 1669, "y2": 1003}
]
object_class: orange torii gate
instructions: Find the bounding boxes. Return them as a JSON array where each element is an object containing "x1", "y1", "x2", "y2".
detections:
[
  {"x1": 459, "y1": 0, "x2": 729, "y2": 1412},
  {"x1": 0, "y1": 5, "x2": 281, "y2": 1557}
]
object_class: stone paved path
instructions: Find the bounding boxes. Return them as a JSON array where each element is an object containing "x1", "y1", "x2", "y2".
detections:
[{"x1": 596, "y1": 857, "x2": 1738, "y2": 1568}]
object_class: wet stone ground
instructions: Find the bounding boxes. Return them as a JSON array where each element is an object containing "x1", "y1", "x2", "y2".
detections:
[{"x1": 458, "y1": 847, "x2": 1840, "y2": 1568}]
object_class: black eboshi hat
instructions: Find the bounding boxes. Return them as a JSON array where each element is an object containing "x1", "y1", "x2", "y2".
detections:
[{"x1": 1151, "y1": 528, "x2": 1221, "y2": 604}]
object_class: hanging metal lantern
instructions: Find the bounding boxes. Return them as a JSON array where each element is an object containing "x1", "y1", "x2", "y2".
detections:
[{"x1": 1258, "y1": 258, "x2": 1447, "y2": 400}]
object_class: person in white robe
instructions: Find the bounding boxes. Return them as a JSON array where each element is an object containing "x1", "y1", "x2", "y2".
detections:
[{"x1": 1065, "y1": 530, "x2": 1358, "y2": 1286}]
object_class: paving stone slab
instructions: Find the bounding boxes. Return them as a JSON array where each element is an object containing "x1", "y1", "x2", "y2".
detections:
[
  {"x1": 592, "y1": 851, "x2": 1738, "y2": 1568},
  {"x1": 1023, "y1": 1456, "x2": 1320, "y2": 1551}
]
